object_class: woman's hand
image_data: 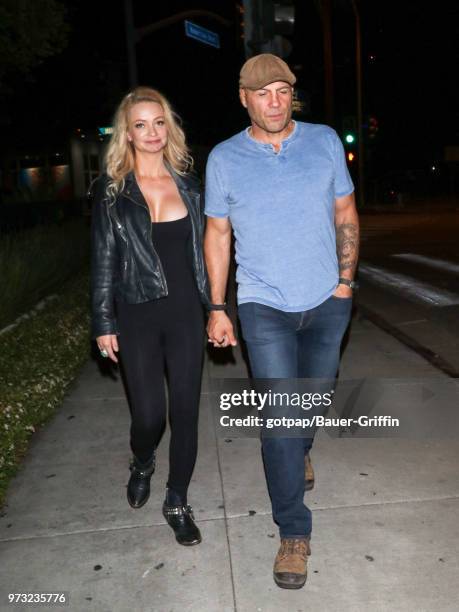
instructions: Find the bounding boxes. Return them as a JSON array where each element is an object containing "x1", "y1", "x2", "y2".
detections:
[{"x1": 96, "y1": 334, "x2": 119, "y2": 363}]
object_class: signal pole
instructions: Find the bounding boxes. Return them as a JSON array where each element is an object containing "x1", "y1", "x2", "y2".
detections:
[
  {"x1": 124, "y1": 0, "x2": 138, "y2": 88},
  {"x1": 321, "y1": 0, "x2": 334, "y2": 127},
  {"x1": 351, "y1": 0, "x2": 365, "y2": 208}
]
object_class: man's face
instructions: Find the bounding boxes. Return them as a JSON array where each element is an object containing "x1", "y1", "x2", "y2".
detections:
[{"x1": 240, "y1": 81, "x2": 293, "y2": 134}]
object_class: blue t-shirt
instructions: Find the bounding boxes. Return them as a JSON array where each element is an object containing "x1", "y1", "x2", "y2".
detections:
[{"x1": 204, "y1": 120, "x2": 354, "y2": 312}]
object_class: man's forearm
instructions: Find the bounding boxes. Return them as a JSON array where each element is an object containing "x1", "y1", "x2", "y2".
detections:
[
  {"x1": 335, "y1": 209, "x2": 359, "y2": 280},
  {"x1": 204, "y1": 227, "x2": 231, "y2": 304}
]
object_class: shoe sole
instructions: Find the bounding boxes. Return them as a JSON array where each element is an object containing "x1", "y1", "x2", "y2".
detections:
[
  {"x1": 273, "y1": 575, "x2": 307, "y2": 589},
  {"x1": 127, "y1": 493, "x2": 150, "y2": 509},
  {"x1": 176, "y1": 537, "x2": 202, "y2": 546}
]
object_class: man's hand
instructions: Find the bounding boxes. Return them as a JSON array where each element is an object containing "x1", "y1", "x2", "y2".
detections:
[
  {"x1": 96, "y1": 334, "x2": 119, "y2": 363},
  {"x1": 207, "y1": 311, "x2": 237, "y2": 348},
  {"x1": 333, "y1": 284, "x2": 353, "y2": 299}
]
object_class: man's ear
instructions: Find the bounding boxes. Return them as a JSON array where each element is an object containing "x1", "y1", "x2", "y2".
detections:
[{"x1": 239, "y1": 88, "x2": 248, "y2": 108}]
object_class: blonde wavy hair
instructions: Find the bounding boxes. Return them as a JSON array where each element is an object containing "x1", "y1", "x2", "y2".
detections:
[{"x1": 104, "y1": 86, "x2": 193, "y2": 198}]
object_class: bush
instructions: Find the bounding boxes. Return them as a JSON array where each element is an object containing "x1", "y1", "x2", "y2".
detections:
[
  {"x1": 0, "y1": 219, "x2": 89, "y2": 329},
  {"x1": 0, "y1": 272, "x2": 91, "y2": 506}
]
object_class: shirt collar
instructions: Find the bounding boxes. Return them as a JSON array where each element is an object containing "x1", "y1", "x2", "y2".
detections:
[{"x1": 244, "y1": 119, "x2": 298, "y2": 153}]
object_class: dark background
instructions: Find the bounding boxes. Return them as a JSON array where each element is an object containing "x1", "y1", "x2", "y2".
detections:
[{"x1": 1, "y1": 0, "x2": 458, "y2": 186}]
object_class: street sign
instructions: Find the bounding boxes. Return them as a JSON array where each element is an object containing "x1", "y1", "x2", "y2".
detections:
[{"x1": 184, "y1": 20, "x2": 220, "y2": 48}]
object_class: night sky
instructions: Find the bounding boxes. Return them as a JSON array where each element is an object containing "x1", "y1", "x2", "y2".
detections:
[{"x1": 2, "y1": 0, "x2": 458, "y2": 178}]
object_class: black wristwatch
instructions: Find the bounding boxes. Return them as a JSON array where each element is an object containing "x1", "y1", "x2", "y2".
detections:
[
  {"x1": 338, "y1": 277, "x2": 358, "y2": 290},
  {"x1": 208, "y1": 303, "x2": 227, "y2": 311}
]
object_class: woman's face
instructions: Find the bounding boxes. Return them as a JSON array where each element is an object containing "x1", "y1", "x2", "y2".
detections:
[{"x1": 126, "y1": 101, "x2": 168, "y2": 154}]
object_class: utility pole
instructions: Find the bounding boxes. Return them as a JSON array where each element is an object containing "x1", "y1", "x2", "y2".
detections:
[
  {"x1": 351, "y1": 0, "x2": 364, "y2": 208},
  {"x1": 124, "y1": 0, "x2": 138, "y2": 88},
  {"x1": 321, "y1": 0, "x2": 334, "y2": 126}
]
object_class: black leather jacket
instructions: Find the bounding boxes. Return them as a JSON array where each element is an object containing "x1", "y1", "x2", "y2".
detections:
[{"x1": 89, "y1": 166, "x2": 210, "y2": 339}]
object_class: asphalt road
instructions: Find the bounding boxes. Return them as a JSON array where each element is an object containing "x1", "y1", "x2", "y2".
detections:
[{"x1": 357, "y1": 206, "x2": 459, "y2": 375}]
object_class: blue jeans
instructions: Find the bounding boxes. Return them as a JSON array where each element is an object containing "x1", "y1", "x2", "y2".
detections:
[{"x1": 238, "y1": 296, "x2": 352, "y2": 538}]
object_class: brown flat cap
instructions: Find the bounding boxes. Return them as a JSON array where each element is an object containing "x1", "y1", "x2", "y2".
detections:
[{"x1": 239, "y1": 53, "x2": 296, "y2": 90}]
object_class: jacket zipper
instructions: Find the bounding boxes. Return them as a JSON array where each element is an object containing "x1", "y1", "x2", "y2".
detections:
[
  {"x1": 110, "y1": 215, "x2": 129, "y2": 279},
  {"x1": 114, "y1": 220, "x2": 128, "y2": 244}
]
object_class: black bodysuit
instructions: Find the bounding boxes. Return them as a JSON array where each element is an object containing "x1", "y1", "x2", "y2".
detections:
[{"x1": 116, "y1": 214, "x2": 205, "y2": 501}]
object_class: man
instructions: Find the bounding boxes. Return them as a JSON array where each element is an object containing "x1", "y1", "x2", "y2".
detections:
[{"x1": 204, "y1": 54, "x2": 359, "y2": 589}]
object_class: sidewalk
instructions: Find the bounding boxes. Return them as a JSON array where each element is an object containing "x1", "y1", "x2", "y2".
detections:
[{"x1": 1, "y1": 311, "x2": 458, "y2": 611}]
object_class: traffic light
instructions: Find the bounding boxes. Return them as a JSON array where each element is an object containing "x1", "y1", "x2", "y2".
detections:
[
  {"x1": 237, "y1": 2, "x2": 244, "y2": 41},
  {"x1": 368, "y1": 116, "x2": 379, "y2": 139},
  {"x1": 242, "y1": 0, "x2": 295, "y2": 58},
  {"x1": 342, "y1": 116, "x2": 357, "y2": 165},
  {"x1": 343, "y1": 116, "x2": 357, "y2": 145}
]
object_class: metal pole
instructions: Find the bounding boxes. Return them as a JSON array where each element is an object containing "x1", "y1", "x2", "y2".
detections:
[
  {"x1": 351, "y1": 0, "x2": 364, "y2": 208},
  {"x1": 124, "y1": 0, "x2": 138, "y2": 88},
  {"x1": 322, "y1": 0, "x2": 334, "y2": 126}
]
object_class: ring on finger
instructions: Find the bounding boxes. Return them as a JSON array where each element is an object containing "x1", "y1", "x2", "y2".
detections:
[{"x1": 100, "y1": 348, "x2": 109, "y2": 358}]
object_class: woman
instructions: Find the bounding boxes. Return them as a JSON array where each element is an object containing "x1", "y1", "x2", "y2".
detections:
[{"x1": 90, "y1": 87, "x2": 209, "y2": 546}]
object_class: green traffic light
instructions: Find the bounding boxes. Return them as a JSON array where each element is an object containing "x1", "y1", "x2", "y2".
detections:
[{"x1": 345, "y1": 134, "x2": 355, "y2": 144}]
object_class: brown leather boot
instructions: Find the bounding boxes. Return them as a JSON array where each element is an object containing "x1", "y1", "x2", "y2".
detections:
[
  {"x1": 273, "y1": 537, "x2": 311, "y2": 589},
  {"x1": 304, "y1": 453, "x2": 315, "y2": 491}
]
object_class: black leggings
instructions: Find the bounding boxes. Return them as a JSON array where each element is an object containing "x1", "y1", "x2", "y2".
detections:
[{"x1": 116, "y1": 297, "x2": 204, "y2": 499}]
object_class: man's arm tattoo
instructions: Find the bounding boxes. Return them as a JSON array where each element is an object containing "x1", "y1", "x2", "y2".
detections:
[{"x1": 336, "y1": 223, "x2": 359, "y2": 275}]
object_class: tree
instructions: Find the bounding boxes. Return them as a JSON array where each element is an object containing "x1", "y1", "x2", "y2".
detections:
[{"x1": 0, "y1": 0, "x2": 69, "y2": 89}]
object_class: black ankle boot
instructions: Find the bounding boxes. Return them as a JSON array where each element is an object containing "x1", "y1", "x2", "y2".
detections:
[
  {"x1": 162, "y1": 490, "x2": 202, "y2": 546},
  {"x1": 127, "y1": 454, "x2": 155, "y2": 508}
]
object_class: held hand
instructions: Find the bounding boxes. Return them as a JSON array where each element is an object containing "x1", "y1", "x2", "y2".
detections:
[
  {"x1": 96, "y1": 334, "x2": 119, "y2": 363},
  {"x1": 333, "y1": 284, "x2": 353, "y2": 299},
  {"x1": 207, "y1": 311, "x2": 237, "y2": 348}
]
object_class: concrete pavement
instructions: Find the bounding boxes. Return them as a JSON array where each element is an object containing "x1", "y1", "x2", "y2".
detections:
[{"x1": 1, "y1": 310, "x2": 459, "y2": 612}]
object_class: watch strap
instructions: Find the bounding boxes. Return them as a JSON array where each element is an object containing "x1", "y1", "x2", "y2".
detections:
[
  {"x1": 208, "y1": 303, "x2": 227, "y2": 311},
  {"x1": 338, "y1": 277, "x2": 358, "y2": 289}
]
